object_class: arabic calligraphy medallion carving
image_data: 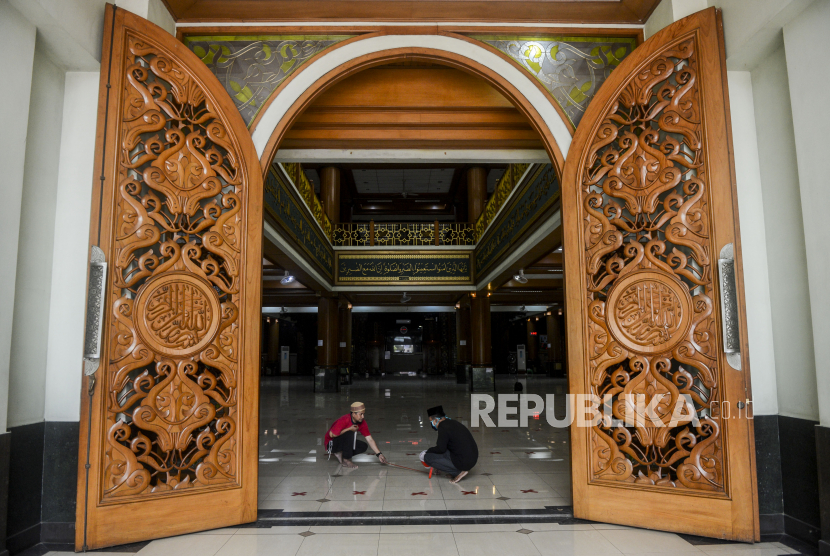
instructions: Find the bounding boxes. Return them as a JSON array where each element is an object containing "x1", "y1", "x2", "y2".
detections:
[
  {"x1": 606, "y1": 271, "x2": 691, "y2": 355},
  {"x1": 134, "y1": 273, "x2": 222, "y2": 357}
]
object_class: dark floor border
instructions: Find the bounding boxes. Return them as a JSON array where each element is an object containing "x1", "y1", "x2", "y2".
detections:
[{"x1": 257, "y1": 507, "x2": 575, "y2": 526}]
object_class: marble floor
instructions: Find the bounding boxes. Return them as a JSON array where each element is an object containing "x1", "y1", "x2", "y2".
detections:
[
  {"x1": 257, "y1": 375, "x2": 572, "y2": 512},
  {"x1": 40, "y1": 377, "x2": 809, "y2": 556},
  {"x1": 45, "y1": 524, "x2": 805, "y2": 556}
]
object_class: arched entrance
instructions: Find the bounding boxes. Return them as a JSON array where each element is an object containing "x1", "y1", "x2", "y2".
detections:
[{"x1": 77, "y1": 6, "x2": 758, "y2": 549}]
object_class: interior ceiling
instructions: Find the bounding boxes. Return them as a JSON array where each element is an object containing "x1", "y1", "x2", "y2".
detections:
[
  {"x1": 162, "y1": 0, "x2": 662, "y2": 24},
  {"x1": 300, "y1": 162, "x2": 506, "y2": 221},
  {"x1": 352, "y1": 168, "x2": 454, "y2": 196}
]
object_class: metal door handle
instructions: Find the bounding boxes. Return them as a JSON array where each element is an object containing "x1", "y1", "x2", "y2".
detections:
[
  {"x1": 718, "y1": 243, "x2": 741, "y2": 370},
  {"x1": 83, "y1": 246, "x2": 107, "y2": 377}
]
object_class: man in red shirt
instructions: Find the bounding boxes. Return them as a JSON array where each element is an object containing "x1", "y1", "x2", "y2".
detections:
[{"x1": 325, "y1": 401, "x2": 389, "y2": 468}]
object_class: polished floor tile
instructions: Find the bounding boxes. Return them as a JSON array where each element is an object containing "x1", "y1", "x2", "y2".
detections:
[
  {"x1": 378, "y1": 533, "x2": 459, "y2": 556},
  {"x1": 527, "y1": 530, "x2": 622, "y2": 556},
  {"x1": 135, "y1": 533, "x2": 233, "y2": 556},
  {"x1": 598, "y1": 529, "x2": 698, "y2": 553},
  {"x1": 453, "y1": 531, "x2": 542, "y2": 556},
  {"x1": 214, "y1": 534, "x2": 305, "y2": 556},
  {"x1": 295, "y1": 533, "x2": 380, "y2": 556}
]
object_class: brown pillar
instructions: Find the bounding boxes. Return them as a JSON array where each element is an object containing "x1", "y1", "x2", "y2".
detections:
[
  {"x1": 546, "y1": 309, "x2": 561, "y2": 369},
  {"x1": 267, "y1": 318, "x2": 280, "y2": 363},
  {"x1": 526, "y1": 316, "x2": 538, "y2": 366},
  {"x1": 338, "y1": 303, "x2": 352, "y2": 366},
  {"x1": 320, "y1": 166, "x2": 341, "y2": 224},
  {"x1": 467, "y1": 167, "x2": 487, "y2": 223},
  {"x1": 456, "y1": 303, "x2": 471, "y2": 364},
  {"x1": 317, "y1": 296, "x2": 339, "y2": 368},
  {"x1": 470, "y1": 294, "x2": 491, "y2": 366}
]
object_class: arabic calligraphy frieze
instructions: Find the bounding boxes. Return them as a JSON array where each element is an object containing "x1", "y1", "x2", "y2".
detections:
[
  {"x1": 336, "y1": 253, "x2": 472, "y2": 284},
  {"x1": 472, "y1": 35, "x2": 637, "y2": 128},
  {"x1": 475, "y1": 164, "x2": 560, "y2": 275},
  {"x1": 264, "y1": 167, "x2": 333, "y2": 278},
  {"x1": 184, "y1": 35, "x2": 354, "y2": 126}
]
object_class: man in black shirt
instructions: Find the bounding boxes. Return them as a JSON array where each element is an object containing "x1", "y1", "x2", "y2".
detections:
[{"x1": 422, "y1": 405, "x2": 478, "y2": 483}]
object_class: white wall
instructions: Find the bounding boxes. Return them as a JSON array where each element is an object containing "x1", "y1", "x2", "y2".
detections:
[
  {"x1": 727, "y1": 71, "x2": 779, "y2": 416},
  {"x1": 8, "y1": 43, "x2": 66, "y2": 428},
  {"x1": 751, "y1": 45, "x2": 818, "y2": 422},
  {"x1": 42, "y1": 73, "x2": 100, "y2": 422},
  {"x1": 783, "y1": 0, "x2": 830, "y2": 427},
  {"x1": 645, "y1": 0, "x2": 708, "y2": 38},
  {"x1": 0, "y1": 0, "x2": 37, "y2": 433}
]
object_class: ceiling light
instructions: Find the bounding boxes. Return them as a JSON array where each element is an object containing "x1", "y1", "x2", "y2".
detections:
[
  {"x1": 400, "y1": 292, "x2": 411, "y2": 304},
  {"x1": 513, "y1": 269, "x2": 528, "y2": 284},
  {"x1": 280, "y1": 271, "x2": 295, "y2": 285}
]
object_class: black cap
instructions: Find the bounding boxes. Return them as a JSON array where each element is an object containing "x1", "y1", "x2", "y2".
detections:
[{"x1": 427, "y1": 405, "x2": 445, "y2": 418}]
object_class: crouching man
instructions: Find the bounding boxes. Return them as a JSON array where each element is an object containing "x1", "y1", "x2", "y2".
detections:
[
  {"x1": 421, "y1": 405, "x2": 478, "y2": 483},
  {"x1": 325, "y1": 401, "x2": 388, "y2": 469}
]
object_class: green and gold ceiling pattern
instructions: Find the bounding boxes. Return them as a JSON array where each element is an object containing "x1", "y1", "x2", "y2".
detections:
[
  {"x1": 472, "y1": 36, "x2": 637, "y2": 128},
  {"x1": 183, "y1": 35, "x2": 354, "y2": 127}
]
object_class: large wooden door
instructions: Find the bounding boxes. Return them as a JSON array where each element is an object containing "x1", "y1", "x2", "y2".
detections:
[
  {"x1": 562, "y1": 8, "x2": 759, "y2": 541},
  {"x1": 76, "y1": 5, "x2": 262, "y2": 549}
]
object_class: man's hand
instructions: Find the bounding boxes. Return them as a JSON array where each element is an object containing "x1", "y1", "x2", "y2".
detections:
[
  {"x1": 340, "y1": 425, "x2": 358, "y2": 435},
  {"x1": 377, "y1": 453, "x2": 388, "y2": 464}
]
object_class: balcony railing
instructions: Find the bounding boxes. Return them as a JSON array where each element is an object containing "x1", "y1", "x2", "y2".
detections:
[
  {"x1": 474, "y1": 163, "x2": 532, "y2": 241},
  {"x1": 332, "y1": 222, "x2": 475, "y2": 247}
]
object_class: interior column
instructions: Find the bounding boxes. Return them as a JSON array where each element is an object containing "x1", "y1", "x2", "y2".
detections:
[
  {"x1": 467, "y1": 167, "x2": 487, "y2": 223},
  {"x1": 546, "y1": 309, "x2": 561, "y2": 376},
  {"x1": 317, "y1": 296, "x2": 339, "y2": 391},
  {"x1": 526, "y1": 316, "x2": 537, "y2": 372},
  {"x1": 321, "y1": 166, "x2": 341, "y2": 225},
  {"x1": 455, "y1": 299, "x2": 471, "y2": 383},
  {"x1": 470, "y1": 293, "x2": 493, "y2": 391},
  {"x1": 267, "y1": 318, "x2": 280, "y2": 374},
  {"x1": 338, "y1": 302, "x2": 352, "y2": 368}
]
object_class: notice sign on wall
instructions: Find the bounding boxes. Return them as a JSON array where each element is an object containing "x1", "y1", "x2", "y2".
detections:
[
  {"x1": 400, "y1": 326, "x2": 408, "y2": 334},
  {"x1": 318, "y1": 340, "x2": 323, "y2": 346}
]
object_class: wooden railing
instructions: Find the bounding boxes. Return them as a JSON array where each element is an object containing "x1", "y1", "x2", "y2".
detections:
[{"x1": 331, "y1": 222, "x2": 475, "y2": 247}]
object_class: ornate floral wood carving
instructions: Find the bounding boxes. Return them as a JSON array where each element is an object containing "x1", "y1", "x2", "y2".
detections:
[
  {"x1": 576, "y1": 35, "x2": 725, "y2": 492},
  {"x1": 101, "y1": 33, "x2": 250, "y2": 499}
]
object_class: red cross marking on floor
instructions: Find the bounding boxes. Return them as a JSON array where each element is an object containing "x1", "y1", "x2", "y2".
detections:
[
  {"x1": 525, "y1": 451, "x2": 535, "y2": 454},
  {"x1": 411, "y1": 492, "x2": 428, "y2": 496},
  {"x1": 291, "y1": 492, "x2": 307, "y2": 496},
  {"x1": 520, "y1": 489, "x2": 538, "y2": 493},
  {"x1": 490, "y1": 451, "x2": 501, "y2": 454},
  {"x1": 353, "y1": 490, "x2": 366, "y2": 495},
  {"x1": 461, "y1": 491, "x2": 476, "y2": 495}
]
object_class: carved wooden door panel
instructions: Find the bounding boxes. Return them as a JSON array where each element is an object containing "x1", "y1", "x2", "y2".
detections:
[
  {"x1": 561, "y1": 8, "x2": 758, "y2": 541},
  {"x1": 76, "y1": 6, "x2": 262, "y2": 550}
]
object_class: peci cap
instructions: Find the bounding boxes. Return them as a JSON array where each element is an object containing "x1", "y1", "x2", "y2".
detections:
[
  {"x1": 351, "y1": 402, "x2": 366, "y2": 412},
  {"x1": 427, "y1": 405, "x2": 445, "y2": 418}
]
